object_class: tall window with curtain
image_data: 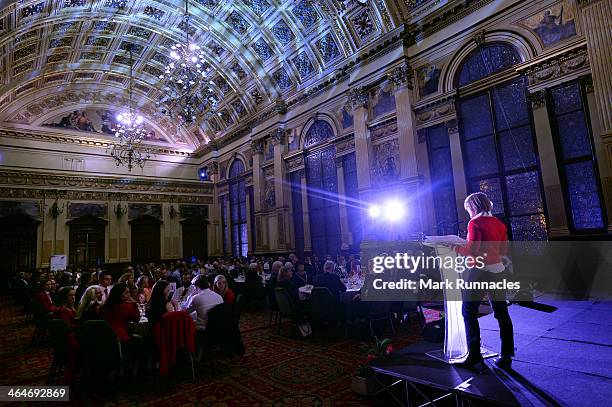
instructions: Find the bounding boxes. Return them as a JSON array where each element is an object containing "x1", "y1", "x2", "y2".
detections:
[
  {"x1": 456, "y1": 44, "x2": 548, "y2": 240},
  {"x1": 342, "y1": 152, "x2": 362, "y2": 251},
  {"x1": 548, "y1": 80, "x2": 606, "y2": 231},
  {"x1": 423, "y1": 124, "x2": 458, "y2": 235},
  {"x1": 228, "y1": 160, "x2": 248, "y2": 257},
  {"x1": 304, "y1": 120, "x2": 341, "y2": 255}
]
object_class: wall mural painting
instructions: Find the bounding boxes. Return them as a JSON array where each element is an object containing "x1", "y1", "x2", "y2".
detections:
[
  {"x1": 370, "y1": 139, "x2": 400, "y2": 185},
  {"x1": 0, "y1": 201, "x2": 41, "y2": 218},
  {"x1": 341, "y1": 108, "x2": 354, "y2": 129},
  {"x1": 180, "y1": 204, "x2": 209, "y2": 219},
  {"x1": 520, "y1": 1, "x2": 576, "y2": 47},
  {"x1": 372, "y1": 89, "x2": 396, "y2": 117},
  {"x1": 418, "y1": 64, "x2": 441, "y2": 97},
  {"x1": 42, "y1": 109, "x2": 168, "y2": 143},
  {"x1": 67, "y1": 202, "x2": 108, "y2": 219},
  {"x1": 128, "y1": 203, "x2": 162, "y2": 220}
]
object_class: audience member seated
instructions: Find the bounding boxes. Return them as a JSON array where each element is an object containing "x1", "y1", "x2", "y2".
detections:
[
  {"x1": 172, "y1": 273, "x2": 196, "y2": 309},
  {"x1": 136, "y1": 276, "x2": 152, "y2": 303},
  {"x1": 102, "y1": 283, "x2": 140, "y2": 342},
  {"x1": 35, "y1": 279, "x2": 59, "y2": 313},
  {"x1": 118, "y1": 272, "x2": 136, "y2": 290},
  {"x1": 291, "y1": 263, "x2": 309, "y2": 289},
  {"x1": 55, "y1": 286, "x2": 78, "y2": 329},
  {"x1": 75, "y1": 272, "x2": 92, "y2": 306},
  {"x1": 98, "y1": 271, "x2": 113, "y2": 303},
  {"x1": 187, "y1": 276, "x2": 224, "y2": 332},
  {"x1": 213, "y1": 275, "x2": 236, "y2": 304},
  {"x1": 313, "y1": 261, "x2": 347, "y2": 302},
  {"x1": 147, "y1": 280, "x2": 179, "y2": 328},
  {"x1": 76, "y1": 285, "x2": 103, "y2": 323},
  {"x1": 276, "y1": 262, "x2": 299, "y2": 304}
]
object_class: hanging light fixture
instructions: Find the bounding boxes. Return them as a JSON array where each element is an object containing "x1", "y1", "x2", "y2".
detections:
[
  {"x1": 157, "y1": 0, "x2": 217, "y2": 125},
  {"x1": 108, "y1": 45, "x2": 152, "y2": 171}
]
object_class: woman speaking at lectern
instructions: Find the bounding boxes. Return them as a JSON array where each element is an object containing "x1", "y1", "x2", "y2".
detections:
[{"x1": 452, "y1": 192, "x2": 514, "y2": 370}]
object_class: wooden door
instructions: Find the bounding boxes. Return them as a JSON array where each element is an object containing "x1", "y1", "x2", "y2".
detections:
[
  {"x1": 68, "y1": 215, "x2": 107, "y2": 268},
  {"x1": 130, "y1": 215, "x2": 162, "y2": 262},
  {"x1": 181, "y1": 215, "x2": 208, "y2": 261},
  {"x1": 0, "y1": 214, "x2": 39, "y2": 274}
]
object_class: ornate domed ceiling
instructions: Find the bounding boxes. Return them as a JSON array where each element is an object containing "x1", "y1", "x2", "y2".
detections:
[{"x1": 0, "y1": 0, "x2": 406, "y2": 152}]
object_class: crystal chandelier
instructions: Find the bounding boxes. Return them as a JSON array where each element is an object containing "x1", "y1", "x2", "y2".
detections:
[
  {"x1": 157, "y1": 0, "x2": 217, "y2": 125},
  {"x1": 108, "y1": 46, "x2": 152, "y2": 171}
]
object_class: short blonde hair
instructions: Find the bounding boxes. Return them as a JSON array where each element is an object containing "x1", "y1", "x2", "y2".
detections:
[{"x1": 464, "y1": 192, "x2": 492, "y2": 214}]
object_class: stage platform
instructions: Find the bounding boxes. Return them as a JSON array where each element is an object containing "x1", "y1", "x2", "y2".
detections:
[{"x1": 370, "y1": 299, "x2": 612, "y2": 406}]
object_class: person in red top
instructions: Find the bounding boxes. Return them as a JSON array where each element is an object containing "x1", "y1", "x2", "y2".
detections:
[
  {"x1": 213, "y1": 275, "x2": 236, "y2": 304},
  {"x1": 102, "y1": 283, "x2": 140, "y2": 342},
  {"x1": 55, "y1": 286, "x2": 78, "y2": 329},
  {"x1": 35, "y1": 279, "x2": 59, "y2": 313},
  {"x1": 452, "y1": 192, "x2": 514, "y2": 370}
]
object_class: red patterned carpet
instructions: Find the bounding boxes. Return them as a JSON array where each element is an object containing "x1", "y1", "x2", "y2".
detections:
[{"x1": 0, "y1": 296, "x2": 431, "y2": 406}]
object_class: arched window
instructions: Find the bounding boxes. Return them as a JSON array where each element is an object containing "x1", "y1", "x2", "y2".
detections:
[
  {"x1": 304, "y1": 120, "x2": 334, "y2": 148},
  {"x1": 455, "y1": 44, "x2": 521, "y2": 87},
  {"x1": 455, "y1": 43, "x2": 547, "y2": 240},
  {"x1": 228, "y1": 159, "x2": 248, "y2": 257}
]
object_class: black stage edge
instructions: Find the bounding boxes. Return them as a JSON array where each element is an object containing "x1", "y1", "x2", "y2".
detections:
[{"x1": 370, "y1": 298, "x2": 612, "y2": 407}]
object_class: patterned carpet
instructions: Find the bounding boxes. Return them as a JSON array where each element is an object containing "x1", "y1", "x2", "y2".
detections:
[{"x1": 0, "y1": 296, "x2": 434, "y2": 406}]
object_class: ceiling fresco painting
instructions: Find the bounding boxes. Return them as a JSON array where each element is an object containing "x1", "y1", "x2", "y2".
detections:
[{"x1": 0, "y1": 0, "x2": 406, "y2": 152}]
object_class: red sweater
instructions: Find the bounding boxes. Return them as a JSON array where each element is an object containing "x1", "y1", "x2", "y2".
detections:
[
  {"x1": 456, "y1": 216, "x2": 508, "y2": 265},
  {"x1": 105, "y1": 302, "x2": 140, "y2": 342}
]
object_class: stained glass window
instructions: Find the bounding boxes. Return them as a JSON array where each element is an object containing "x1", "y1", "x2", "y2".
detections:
[
  {"x1": 304, "y1": 120, "x2": 334, "y2": 148},
  {"x1": 228, "y1": 160, "x2": 248, "y2": 257},
  {"x1": 343, "y1": 153, "x2": 362, "y2": 251},
  {"x1": 549, "y1": 81, "x2": 605, "y2": 231},
  {"x1": 456, "y1": 44, "x2": 521, "y2": 87},
  {"x1": 290, "y1": 171, "x2": 304, "y2": 257},
  {"x1": 423, "y1": 125, "x2": 459, "y2": 235},
  {"x1": 458, "y1": 76, "x2": 547, "y2": 240},
  {"x1": 306, "y1": 146, "x2": 341, "y2": 256}
]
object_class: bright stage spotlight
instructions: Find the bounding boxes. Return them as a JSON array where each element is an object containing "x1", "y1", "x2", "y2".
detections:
[
  {"x1": 368, "y1": 205, "x2": 381, "y2": 218},
  {"x1": 383, "y1": 200, "x2": 406, "y2": 222}
]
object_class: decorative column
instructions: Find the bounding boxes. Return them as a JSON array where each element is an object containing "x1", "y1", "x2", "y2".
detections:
[
  {"x1": 446, "y1": 121, "x2": 469, "y2": 227},
  {"x1": 528, "y1": 91, "x2": 570, "y2": 236},
  {"x1": 207, "y1": 162, "x2": 221, "y2": 256},
  {"x1": 348, "y1": 87, "x2": 371, "y2": 190},
  {"x1": 271, "y1": 128, "x2": 291, "y2": 250},
  {"x1": 250, "y1": 139, "x2": 267, "y2": 252},
  {"x1": 335, "y1": 156, "x2": 352, "y2": 250},
  {"x1": 299, "y1": 169, "x2": 312, "y2": 253},
  {"x1": 579, "y1": 0, "x2": 612, "y2": 226},
  {"x1": 389, "y1": 62, "x2": 429, "y2": 237}
]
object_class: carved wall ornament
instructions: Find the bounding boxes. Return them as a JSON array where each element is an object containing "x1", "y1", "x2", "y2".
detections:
[
  {"x1": 270, "y1": 128, "x2": 286, "y2": 145},
  {"x1": 263, "y1": 165, "x2": 275, "y2": 178},
  {"x1": 473, "y1": 29, "x2": 486, "y2": 46},
  {"x1": 521, "y1": 45, "x2": 590, "y2": 87},
  {"x1": 580, "y1": 74, "x2": 594, "y2": 93},
  {"x1": 370, "y1": 118, "x2": 398, "y2": 142},
  {"x1": 250, "y1": 139, "x2": 265, "y2": 155},
  {"x1": 445, "y1": 119, "x2": 459, "y2": 135},
  {"x1": 286, "y1": 154, "x2": 305, "y2": 171},
  {"x1": 346, "y1": 86, "x2": 369, "y2": 110},
  {"x1": 206, "y1": 162, "x2": 219, "y2": 176},
  {"x1": 335, "y1": 135, "x2": 356, "y2": 154},
  {"x1": 414, "y1": 96, "x2": 456, "y2": 127},
  {"x1": 274, "y1": 99, "x2": 287, "y2": 115},
  {"x1": 528, "y1": 90, "x2": 547, "y2": 109},
  {"x1": 388, "y1": 62, "x2": 413, "y2": 90}
]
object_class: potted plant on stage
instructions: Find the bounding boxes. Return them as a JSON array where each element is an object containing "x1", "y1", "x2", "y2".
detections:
[{"x1": 352, "y1": 337, "x2": 394, "y2": 396}]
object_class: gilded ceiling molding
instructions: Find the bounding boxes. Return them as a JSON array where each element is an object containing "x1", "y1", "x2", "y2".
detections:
[
  {"x1": 0, "y1": 170, "x2": 213, "y2": 194},
  {"x1": 0, "y1": 128, "x2": 193, "y2": 157}
]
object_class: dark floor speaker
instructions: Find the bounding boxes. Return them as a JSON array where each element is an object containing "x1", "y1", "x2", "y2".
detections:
[{"x1": 422, "y1": 319, "x2": 444, "y2": 343}]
